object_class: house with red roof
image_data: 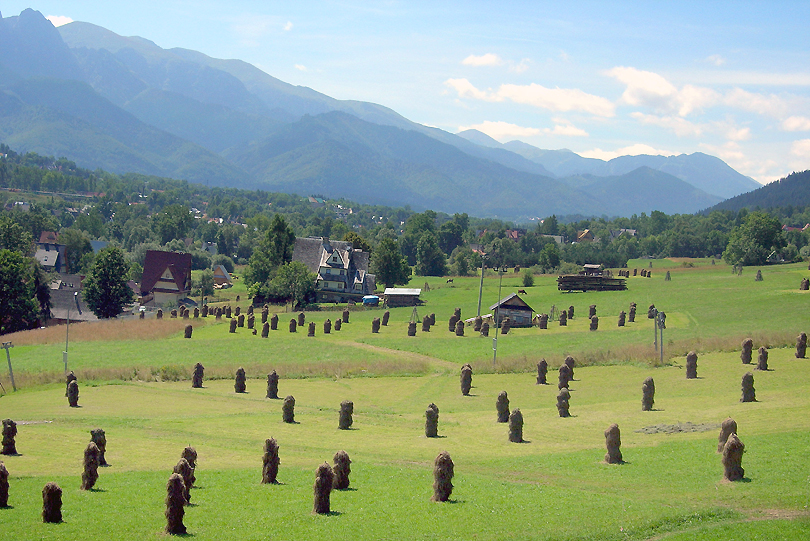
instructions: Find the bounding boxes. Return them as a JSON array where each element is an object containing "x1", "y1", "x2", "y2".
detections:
[{"x1": 140, "y1": 250, "x2": 192, "y2": 307}]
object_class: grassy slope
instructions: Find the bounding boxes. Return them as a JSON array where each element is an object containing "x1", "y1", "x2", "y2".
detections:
[{"x1": 1, "y1": 258, "x2": 810, "y2": 539}]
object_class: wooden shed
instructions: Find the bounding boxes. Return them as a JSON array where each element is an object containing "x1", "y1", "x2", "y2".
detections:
[
  {"x1": 383, "y1": 288, "x2": 422, "y2": 308},
  {"x1": 489, "y1": 293, "x2": 535, "y2": 327}
]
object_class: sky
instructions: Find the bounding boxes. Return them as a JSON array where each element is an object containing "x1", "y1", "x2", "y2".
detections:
[{"x1": 3, "y1": 1, "x2": 810, "y2": 184}]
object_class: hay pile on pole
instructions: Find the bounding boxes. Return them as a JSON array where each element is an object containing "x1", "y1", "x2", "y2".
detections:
[
  {"x1": 90, "y1": 428, "x2": 107, "y2": 466},
  {"x1": 536, "y1": 360, "x2": 548, "y2": 384},
  {"x1": 283, "y1": 396, "x2": 296, "y2": 423},
  {"x1": 741, "y1": 372, "x2": 756, "y2": 402},
  {"x1": 425, "y1": 403, "x2": 439, "y2": 438},
  {"x1": 641, "y1": 377, "x2": 655, "y2": 411},
  {"x1": 496, "y1": 391, "x2": 509, "y2": 422},
  {"x1": 686, "y1": 351, "x2": 698, "y2": 379},
  {"x1": 717, "y1": 418, "x2": 737, "y2": 453},
  {"x1": 262, "y1": 438, "x2": 280, "y2": 484},
  {"x1": 173, "y1": 458, "x2": 193, "y2": 504},
  {"x1": 338, "y1": 400, "x2": 354, "y2": 430},
  {"x1": 332, "y1": 450, "x2": 351, "y2": 490},
  {"x1": 42, "y1": 482, "x2": 62, "y2": 523},
  {"x1": 266, "y1": 371, "x2": 279, "y2": 399},
  {"x1": 80, "y1": 442, "x2": 100, "y2": 490},
  {"x1": 164, "y1": 473, "x2": 186, "y2": 534},
  {"x1": 1, "y1": 420, "x2": 17, "y2": 455},
  {"x1": 313, "y1": 462, "x2": 334, "y2": 514},
  {"x1": 67, "y1": 380, "x2": 79, "y2": 407},
  {"x1": 431, "y1": 451, "x2": 454, "y2": 502},
  {"x1": 192, "y1": 363, "x2": 204, "y2": 388},
  {"x1": 722, "y1": 433, "x2": 745, "y2": 481},
  {"x1": 604, "y1": 424, "x2": 623, "y2": 464},
  {"x1": 741, "y1": 338, "x2": 753, "y2": 364},
  {"x1": 234, "y1": 367, "x2": 246, "y2": 393},
  {"x1": 460, "y1": 364, "x2": 472, "y2": 396},
  {"x1": 508, "y1": 409, "x2": 523, "y2": 443}
]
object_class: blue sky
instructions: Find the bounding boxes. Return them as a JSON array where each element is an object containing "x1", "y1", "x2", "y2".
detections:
[{"x1": 3, "y1": 1, "x2": 810, "y2": 183}]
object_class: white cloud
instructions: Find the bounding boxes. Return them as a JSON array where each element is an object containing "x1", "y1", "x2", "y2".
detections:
[
  {"x1": 444, "y1": 78, "x2": 494, "y2": 101},
  {"x1": 723, "y1": 88, "x2": 790, "y2": 118},
  {"x1": 706, "y1": 54, "x2": 726, "y2": 66},
  {"x1": 547, "y1": 123, "x2": 589, "y2": 137},
  {"x1": 606, "y1": 66, "x2": 719, "y2": 116},
  {"x1": 283, "y1": 21, "x2": 293, "y2": 31},
  {"x1": 497, "y1": 83, "x2": 615, "y2": 117},
  {"x1": 782, "y1": 116, "x2": 810, "y2": 131},
  {"x1": 510, "y1": 58, "x2": 531, "y2": 74},
  {"x1": 46, "y1": 15, "x2": 73, "y2": 27},
  {"x1": 630, "y1": 112, "x2": 704, "y2": 137},
  {"x1": 294, "y1": 64, "x2": 307, "y2": 71},
  {"x1": 791, "y1": 139, "x2": 810, "y2": 158},
  {"x1": 580, "y1": 144, "x2": 675, "y2": 161},
  {"x1": 462, "y1": 53, "x2": 503, "y2": 67},
  {"x1": 458, "y1": 121, "x2": 541, "y2": 140},
  {"x1": 725, "y1": 126, "x2": 751, "y2": 141}
]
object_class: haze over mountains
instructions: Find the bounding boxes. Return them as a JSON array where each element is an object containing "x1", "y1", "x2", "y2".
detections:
[{"x1": 0, "y1": 8, "x2": 763, "y2": 219}]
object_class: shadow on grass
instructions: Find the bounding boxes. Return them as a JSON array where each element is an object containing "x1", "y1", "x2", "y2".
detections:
[
  {"x1": 86, "y1": 488, "x2": 106, "y2": 493},
  {"x1": 335, "y1": 487, "x2": 357, "y2": 492}
]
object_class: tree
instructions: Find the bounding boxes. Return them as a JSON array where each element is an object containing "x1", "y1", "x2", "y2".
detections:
[
  {"x1": 83, "y1": 246, "x2": 135, "y2": 318},
  {"x1": 342, "y1": 232, "x2": 372, "y2": 254},
  {"x1": 251, "y1": 261, "x2": 316, "y2": 308},
  {"x1": 60, "y1": 229, "x2": 93, "y2": 274},
  {"x1": 370, "y1": 238, "x2": 411, "y2": 288},
  {"x1": 723, "y1": 211, "x2": 784, "y2": 266},
  {"x1": 245, "y1": 214, "x2": 295, "y2": 287},
  {"x1": 415, "y1": 233, "x2": 448, "y2": 277},
  {"x1": 0, "y1": 249, "x2": 39, "y2": 334},
  {"x1": 151, "y1": 205, "x2": 193, "y2": 245},
  {"x1": 0, "y1": 215, "x2": 33, "y2": 254},
  {"x1": 30, "y1": 259, "x2": 52, "y2": 323},
  {"x1": 192, "y1": 269, "x2": 215, "y2": 298}
]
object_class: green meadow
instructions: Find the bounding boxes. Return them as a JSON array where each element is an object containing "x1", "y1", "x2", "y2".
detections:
[{"x1": 1, "y1": 259, "x2": 809, "y2": 539}]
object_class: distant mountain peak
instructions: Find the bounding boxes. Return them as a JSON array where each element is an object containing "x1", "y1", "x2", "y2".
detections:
[{"x1": 457, "y1": 129, "x2": 502, "y2": 148}]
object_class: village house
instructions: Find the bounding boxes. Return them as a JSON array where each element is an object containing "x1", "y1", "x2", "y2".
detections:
[
  {"x1": 34, "y1": 231, "x2": 67, "y2": 273},
  {"x1": 292, "y1": 237, "x2": 376, "y2": 303},
  {"x1": 212, "y1": 264, "x2": 232, "y2": 287},
  {"x1": 140, "y1": 250, "x2": 192, "y2": 307},
  {"x1": 489, "y1": 293, "x2": 535, "y2": 328}
]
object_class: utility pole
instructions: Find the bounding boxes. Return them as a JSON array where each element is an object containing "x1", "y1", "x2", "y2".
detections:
[
  {"x1": 658, "y1": 311, "x2": 666, "y2": 364},
  {"x1": 64, "y1": 291, "x2": 80, "y2": 374},
  {"x1": 476, "y1": 255, "x2": 486, "y2": 317},
  {"x1": 2, "y1": 342, "x2": 15, "y2": 391},
  {"x1": 493, "y1": 265, "x2": 506, "y2": 366}
]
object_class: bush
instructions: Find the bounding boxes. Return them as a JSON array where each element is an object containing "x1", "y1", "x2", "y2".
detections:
[{"x1": 521, "y1": 269, "x2": 534, "y2": 287}]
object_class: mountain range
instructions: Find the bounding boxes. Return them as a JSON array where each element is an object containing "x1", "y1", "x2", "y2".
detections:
[{"x1": 0, "y1": 8, "x2": 763, "y2": 219}]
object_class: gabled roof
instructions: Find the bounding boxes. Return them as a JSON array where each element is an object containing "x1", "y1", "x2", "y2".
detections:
[
  {"x1": 34, "y1": 248, "x2": 59, "y2": 268},
  {"x1": 293, "y1": 237, "x2": 357, "y2": 274},
  {"x1": 489, "y1": 293, "x2": 535, "y2": 312},
  {"x1": 141, "y1": 250, "x2": 192, "y2": 294},
  {"x1": 212, "y1": 264, "x2": 232, "y2": 282},
  {"x1": 39, "y1": 231, "x2": 58, "y2": 244}
]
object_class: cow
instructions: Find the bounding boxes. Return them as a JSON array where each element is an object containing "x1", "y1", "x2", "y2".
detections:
[{"x1": 517, "y1": 289, "x2": 527, "y2": 295}]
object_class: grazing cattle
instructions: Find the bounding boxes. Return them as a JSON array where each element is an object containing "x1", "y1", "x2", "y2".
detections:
[
  {"x1": 446, "y1": 278, "x2": 454, "y2": 283},
  {"x1": 517, "y1": 289, "x2": 527, "y2": 295}
]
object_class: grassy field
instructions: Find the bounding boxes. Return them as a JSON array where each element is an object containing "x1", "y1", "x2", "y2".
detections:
[{"x1": 1, "y1": 258, "x2": 810, "y2": 539}]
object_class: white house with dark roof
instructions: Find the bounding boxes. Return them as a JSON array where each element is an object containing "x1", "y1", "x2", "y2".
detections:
[{"x1": 292, "y1": 237, "x2": 375, "y2": 303}]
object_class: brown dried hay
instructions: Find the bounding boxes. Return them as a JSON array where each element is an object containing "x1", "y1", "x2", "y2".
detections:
[
  {"x1": 604, "y1": 423, "x2": 622, "y2": 464},
  {"x1": 173, "y1": 458, "x2": 194, "y2": 503},
  {"x1": 42, "y1": 482, "x2": 63, "y2": 523},
  {"x1": 225, "y1": 306, "x2": 232, "y2": 318},
  {"x1": 192, "y1": 363, "x2": 204, "y2": 388},
  {"x1": 618, "y1": 311, "x2": 626, "y2": 327},
  {"x1": 313, "y1": 462, "x2": 334, "y2": 514},
  {"x1": 500, "y1": 317, "x2": 511, "y2": 334},
  {"x1": 282, "y1": 396, "x2": 296, "y2": 423},
  {"x1": 589, "y1": 305, "x2": 596, "y2": 318},
  {"x1": 717, "y1": 418, "x2": 737, "y2": 453},
  {"x1": 647, "y1": 304, "x2": 656, "y2": 319},
  {"x1": 756, "y1": 346, "x2": 768, "y2": 370},
  {"x1": 557, "y1": 388, "x2": 571, "y2": 417},
  {"x1": 559, "y1": 310, "x2": 567, "y2": 326},
  {"x1": 481, "y1": 322, "x2": 489, "y2": 336},
  {"x1": 334, "y1": 318, "x2": 342, "y2": 331},
  {"x1": 685, "y1": 351, "x2": 698, "y2": 379},
  {"x1": 338, "y1": 400, "x2": 354, "y2": 430},
  {"x1": 157, "y1": 309, "x2": 164, "y2": 319},
  {"x1": 508, "y1": 408, "x2": 523, "y2": 443},
  {"x1": 425, "y1": 403, "x2": 439, "y2": 438},
  {"x1": 722, "y1": 433, "x2": 745, "y2": 481},
  {"x1": 342, "y1": 309, "x2": 350, "y2": 323},
  {"x1": 298, "y1": 312, "x2": 305, "y2": 327},
  {"x1": 234, "y1": 367, "x2": 247, "y2": 393},
  {"x1": 2, "y1": 420, "x2": 17, "y2": 456},
  {"x1": 270, "y1": 313, "x2": 278, "y2": 330},
  {"x1": 266, "y1": 370, "x2": 279, "y2": 399},
  {"x1": 564, "y1": 356, "x2": 576, "y2": 380},
  {"x1": 382, "y1": 311, "x2": 390, "y2": 326},
  {"x1": 307, "y1": 322, "x2": 316, "y2": 337},
  {"x1": 455, "y1": 320, "x2": 464, "y2": 337},
  {"x1": 741, "y1": 372, "x2": 756, "y2": 402},
  {"x1": 65, "y1": 371, "x2": 77, "y2": 397},
  {"x1": 408, "y1": 322, "x2": 417, "y2": 336},
  {"x1": 237, "y1": 314, "x2": 245, "y2": 328},
  {"x1": 422, "y1": 318, "x2": 431, "y2": 332},
  {"x1": 289, "y1": 319, "x2": 297, "y2": 333},
  {"x1": 589, "y1": 316, "x2": 599, "y2": 331},
  {"x1": 184, "y1": 325, "x2": 193, "y2": 339},
  {"x1": 473, "y1": 316, "x2": 482, "y2": 332},
  {"x1": 538, "y1": 313, "x2": 548, "y2": 329},
  {"x1": 431, "y1": 451, "x2": 454, "y2": 502},
  {"x1": 496, "y1": 391, "x2": 510, "y2": 422},
  {"x1": 234, "y1": 306, "x2": 241, "y2": 317},
  {"x1": 262, "y1": 438, "x2": 280, "y2": 484},
  {"x1": 182, "y1": 447, "x2": 197, "y2": 474},
  {"x1": 165, "y1": 473, "x2": 186, "y2": 534},
  {"x1": 261, "y1": 322, "x2": 270, "y2": 338},
  {"x1": 332, "y1": 450, "x2": 352, "y2": 490},
  {"x1": 797, "y1": 332, "x2": 807, "y2": 358},
  {"x1": 229, "y1": 318, "x2": 237, "y2": 333},
  {"x1": 641, "y1": 377, "x2": 655, "y2": 411},
  {"x1": 460, "y1": 365, "x2": 472, "y2": 396},
  {"x1": 81, "y1": 442, "x2": 100, "y2": 490},
  {"x1": 536, "y1": 359, "x2": 548, "y2": 384},
  {"x1": 324, "y1": 319, "x2": 332, "y2": 334},
  {"x1": 0, "y1": 461, "x2": 8, "y2": 507},
  {"x1": 558, "y1": 364, "x2": 572, "y2": 390},
  {"x1": 568, "y1": 305, "x2": 574, "y2": 319},
  {"x1": 448, "y1": 314, "x2": 459, "y2": 332},
  {"x1": 247, "y1": 314, "x2": 255, "y2": 329},
  {"x1": 741, "y1": 338, "x2": 753, "y2": 364},
  {"x1": 372, "y1": 318, "x2": 381, "y2": 333},
  {"x1": 67, "y1": 380, "x2": 79, "y2": 407},
  {"x1": 90, "y1": 428, "x2": 107, "y2": 466}
]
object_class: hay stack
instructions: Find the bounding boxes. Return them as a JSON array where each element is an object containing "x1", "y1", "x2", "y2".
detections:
[
  {"x1": 184, "y1": 325, "x2": 192, "y2": 339},
  {"x1": 633, "y1": 268, "x2": 637, "y2": 276},
  {"x1": 229, "y1": 318, "x2": 237, "y2": 333},
  {"x1": 556, "y1": 389, "x2": 570, "y2": 417},
  {"x1": 756, "y1": 346, "x2": 768, "y2": 370},
  {"x1": 496, "y1": 391, "x2": 509, "y2": 422},
  {"x1": 589, "y1": 316, "x2": 598, "y2": 331},
  {"x1": 641, "y1": 377, "x2": 655, "y2": 411},
  {"x1": 247, "y1": 314, "x2": 255, "y2": 329},
  {"x1": 298, "y1": 312, "x2": 305, "y2": 327},
  {"x1": 431, "y1": 451, "x2": 454, "y2": 502},
  {"x1": 455, "y1": 320, "x2": 464, "y2": 336},
  {"x1": 801, "y1": 278, "x2": 810, "y2": 291},
  {"x1": 481, "y1": 322, "x2": 489, "y2": 336},
  {"x1": 90, "y1": 428, "x2": 107, "y2": 466},
  {"x1": 157, "y1": 309, "x2": 164, "y2": 319},
  {"x1": 67, "y1": 380, "x2": 79, "y2": 407},
  {"x1": 538, "y1": 313, "x2": 548, "y2": 329},
  {"x1": 334, "y1": 319, "x2": 342, "y2": 331},
  {"x1": 214, "y1": 307, "x2": 221, "y2": 319},
  {"x1": 408, "y1": 322, "x2": 417, "y2": 336},
  {"x1": 266, "y1": 371, "x2": 279, "y2": 399},
  {"x1": 261, "y1": 307, "x2": 268, "y2": 323},
  {"x1": 338, "y1": 400, "x2": 354, "y2": 430},
  {"x1": 342, "y1": 309, "x2": 350, "y2": 323},
  {"x1": 165, "y1": 473, "x2": 186, "y2": 534},
  {"x1": 80, "y1": 442, "x2": 100, "y2": 490},
  {"x1": 308, "y1": 322, "x2": 316, "y2": 337},
  {"x1": 192, "y1": 363, "x2": 204, "y2": 388},
  {"x1": 422, "y1": 318, "x2": 431, "y2": 332},
  {"x1": 1, "y1": 419, "x2": 17, "y2": 455},
  {"x1": 372, "y1": 318, "x2": 381, "y2": 333},
  {"x1": 717, "y1": 418, "x2": 737, "y2": 453},
  {"x1": 564, "y1": 356, "x2": 576, "y2": 380},
  {"x1": 42, "y1": 482, "x2": 62, "y2": 523},
  {"x1": 559, "y1": 310, "x2": 567, "y2": 326},
  {"x1": 262, "y1": 438, "x2": 280, "y2": 484},
  {"x1": 558, "y1": 364, "x2": 572, "y2": 390},
  {"x1": 0, "y1": 461, "x2": 8, "y2": 507},
  {"x1": 324, "y1": 319, "x2": 331, "y2": 334},
  {"x1": 448, "y1": 314, "x2": 459, "y2": 332},
  {"x1": 741, "y1": 338, "x2": 753, "y2": 364},
  {"x1": 425, "y1": 403, "x2": 439, "y2": 438},
  {"x1": 332, "y1": 450, "x2": 351, "y2": 490},
  {"x1": 65, "y1": 371, "x2": 77, "y2": 397},
  {"x1": 741, "y1": 372, "x2": 756, "y2": 402},
  {"x1": 237, "y1": 314, "x2": 245, "y2": 328},
  {"x1": 722, "y1": 433, "x2": 745, "y2": 481},
  {"x1": 686, "y1": 351, "x2": 698, "y2": 379},
  {"x1": 429, "y1": 313, "x2": 436, "y2": 325},
  {"x1": 382, "y1": 311, "x2": 390, "y2": 326},
  {"x1": 173, "y1": 458, "x2": 194, "y2": 503},
  {"x1": 618, "y1": 311, "x2": 626, "y2": 327},
  {"x1": 193, "y1": 307, "x2": 199, "y2": 318},
  {"x1": 508, "y1": 409, "x2": 523, "y2": 443},
  {"x1": 234, "y1": 367, "x2": 246, "y2": 393},
  {"x1": 282, "y1": 396, "x2": 296, "y2": 423},
  {"x1": 797, "y1": 332, "x2": 807, "y2": 358},
  {"x1": 182, "y1": 447, "x2": 197, "y2": 477},
  {"x1": 604, "y1": 424, "x2": 622, "y2": 464},
  {"x1": 313, "y1": 462, "x2": 335, "y2": 514},
  {"x1": 628, "y1": 302, "x2": 636, "y2": 323},
  {"x1": 647, "y1": 304, "x2": 656, "y2": 318},
  {"x1": 568, "y1": 305, "x2": 574, "y2": 319},
  {"x1": 755, "y1": 270, "x2": 763, "y2": 281},
  {"x1": 460, "y1": 364, "x2": 472, "y2": 396},
  {"x1": 589, "y1": 305, "x2": 596, "y2": 318},
  {"x1": 665, "y1": 271, "x2": 671, "y2": 281},
  {"x1": 289, "y1": 319, "x2": 297, "y2": 333},
  {"x1": 261, "y1": 322, "x2": 269, "y2": 338},
  {"x1": 171, "y1": 309, "x2": 178, "y2": 318},
  {"x1": 234, "y1": 306, "x2": 241, "y2": 317},
  {"x1": 500, "y1": 317, "x2": 511, "y2": 334},
  {"x1": 536, "y1": 359, "x2": 548, "y2": 384},
  {"x1": 202, "y1": 305, "x2": 208, "y2": 318},
  {"x1": 270, "y1": 313, "x2": 278, "y2": 330},
  {"x1": 473, "y1": 316, "x2": 482, "y2": 332}
]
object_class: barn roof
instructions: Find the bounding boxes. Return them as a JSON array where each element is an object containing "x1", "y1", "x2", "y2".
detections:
[
  {"x1": 141, "y1": 250, "x2": 192, "y2": 294},
  {"x1": 489, "y1": 293, "x2": 535, "y2": 312}
]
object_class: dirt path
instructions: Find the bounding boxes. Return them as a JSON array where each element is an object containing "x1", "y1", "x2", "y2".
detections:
[{"x1": 336, "y1": 340, "x2": 459, "y2": 372}]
